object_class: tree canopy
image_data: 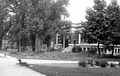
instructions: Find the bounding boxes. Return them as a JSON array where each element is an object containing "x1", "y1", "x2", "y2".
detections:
[
  {"x1": 82, "y1": 0, "x2": 120, "y2": 55},
  {"x1": 2, "y1": 0, "x2": 71, "y2": 51}
]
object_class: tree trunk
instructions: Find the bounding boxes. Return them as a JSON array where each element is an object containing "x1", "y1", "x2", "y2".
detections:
[
  {"x1": 97, "y1": 42, "x2": 101, "y2": 56},
  {"x1": 20, "y1": 36, "x2": 27, "y2": 52},
  {"x1": 31, "y1": 34, "x2": 36, "y2": 51},
  {"x1": 17, "y1": 40, "x2": 19, "y2": 52},
  {"x1": 111, "y1": 44, "x2": 114, "y2": 56},
  {"x1": 0, "y1": 39, "x2": 2, "y2": 50}
]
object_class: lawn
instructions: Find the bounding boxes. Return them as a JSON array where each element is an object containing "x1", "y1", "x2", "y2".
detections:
[
  {"x1": 8, "y1": 51, "x2": 92, "y2": 61},
  {"x1": 29, "y1": 64, "x2": 120, "y2": 76},
  {"x1": 0, "y1": 49, "x2": 118, "y2": 62},
  {"x1": 1, "y1": 50, "x2": 120, "y2": 76},
  {"x1": 6, "y1": 50, "x2": 120, "y2": 62}
]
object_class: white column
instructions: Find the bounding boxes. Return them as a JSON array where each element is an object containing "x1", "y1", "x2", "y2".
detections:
[
  {"x1": 56, "y1": 34, "x2": 59, "y2": 44},
  {"x1": 117, "y1": 48, "x2": 118, "y2": 55},
  {"x1": 79, "y1": 34, "x2": 81, "y2": 44}
]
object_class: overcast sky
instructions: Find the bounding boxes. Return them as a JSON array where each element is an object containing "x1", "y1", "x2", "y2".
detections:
[{"x1": 67, "y1": 0, "x2": 120, "y2": 23}]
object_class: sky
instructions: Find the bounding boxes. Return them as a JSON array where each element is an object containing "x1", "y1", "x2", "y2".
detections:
[{"x1": 67, "y1": 0, "x2": 120, "y2": 23}]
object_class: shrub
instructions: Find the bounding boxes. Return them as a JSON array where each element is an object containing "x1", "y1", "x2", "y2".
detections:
[
  {"x1": 78, "y1": 61, "x2": 86, "y2": 67},
  {"x1": 10, "y1": 51, "x2": 19, "y2": 54},
  {"x1": 87, "y1": 59, "x2": 94, "y2": 66},
  {"x1": 55, "y1": 47, "x2": 63, "y2": 52},
  {"x1": 110, "y1": 63, "x2": 116, "y2": 68},
  {"x1": 72, "y1": 46, "x2": 82, "y2": 53},
  {"x1": 37, "y1": 49, "x2": 45, "y2": 53},
  {"x1": 21, "y1": 47, "x2": 28, "y2": 52},
  {"x1": 47, "y1": 47, "x2": 55, "y2": 52},
  {"x1": 100, "y1": 60, "x2": 108, "y2": 68},
  {"x1": 118, "y1": 62, "x2": 120, "y2": 67},
  {"x1": 88, "y1": 48, "x2": 97, "y2": 54},
  {"x1": 95, "y1": 60, "x2": 101, "y2": 66}
]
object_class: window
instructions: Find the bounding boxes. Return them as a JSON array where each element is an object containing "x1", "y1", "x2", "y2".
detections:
[
  {"x1": 83, "y1": 47, "x2": 86, "y2": 51},
  {"x1": 87, "y1": 48, "x2": 90, "y2": 51},
  {"x1": 118, "y1": 49, "x2": 120, "y2": 53},
  {"x1": 115, "y1": 49, "x2": 117, "y2": 53}
]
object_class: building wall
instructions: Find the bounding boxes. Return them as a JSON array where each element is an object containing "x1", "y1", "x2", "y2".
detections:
[{"x1": 69, "y1": 31, "x2": 79, "y2": 44}]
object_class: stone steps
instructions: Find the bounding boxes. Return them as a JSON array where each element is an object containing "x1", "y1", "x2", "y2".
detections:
[{"x1": 62, "y1": 46, "x2": 73, "y2": 53}]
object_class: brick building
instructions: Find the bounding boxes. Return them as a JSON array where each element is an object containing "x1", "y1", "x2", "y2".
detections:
[{"x1": 55, "y1": 23, "x2": 120, "y2": 56}]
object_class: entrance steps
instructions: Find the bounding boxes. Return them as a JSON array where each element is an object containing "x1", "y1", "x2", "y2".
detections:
[{"x1": 62, "y1": 46, "x2": 74, "y2": 53}]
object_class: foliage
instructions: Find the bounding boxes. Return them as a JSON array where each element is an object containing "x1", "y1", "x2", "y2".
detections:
[
  {"x1": 5, "y1": 0, "x2": 71, "y2": 51},
  {"x1": 47, "y1": 47, "x2": 55, "y2": 52},
  {"x1": 100, "y1": 60, "x2": 108, "y2": 68},
  {"x1": 88, "y1": 47, "x2": 97, "y2": 54},
  {"x1": 87, "y1": 59, "x2": 94, "y2": 66},
  {"x1": 0, "y1": 0, "x2": 11, "y2": 49},
  {"x1": 36, "y1": 49, "x2": 45, "y2": 53},
  {"x1": 110, "y1": 63, "x2": 116, "y2": 68},
  {"x1": 95, "y1": 60, "x2": 101, "y2": 66},
  {"x1": 54, "y1": 47, "x2": 63, "y2": 52},
  {"x1": 118, "y1": 62, "x2": 120, "y2": 67},
  {"x1": 72, "y1": 46, "x2": 82, "y2": 53},
  {"x1": 78, "y1": 60, "x2": 86, "y2": 67},
  {"x1": 82, "y1": 0, "x2": 120, "y2": 56},
  {"x1": 83, "y1": 0, "x2": 107, "y2": 44}
]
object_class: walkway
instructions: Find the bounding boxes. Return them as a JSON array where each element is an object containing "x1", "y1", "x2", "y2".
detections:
[
  {"x1": 0, "y1": 54, "x2": 46, "y2": 76},
  {"x1": 0, "y1": 53, "x2": 79, "y2": 76}
]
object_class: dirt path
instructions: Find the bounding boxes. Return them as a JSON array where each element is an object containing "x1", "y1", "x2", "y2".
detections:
[{"x1": 0, "y1": 54, "x2": 46, "y2": 76}]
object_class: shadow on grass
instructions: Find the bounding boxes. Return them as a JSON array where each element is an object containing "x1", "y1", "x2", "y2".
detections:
[{"x1": 29, "y1": 64, "x2": 120, "y2": 76}]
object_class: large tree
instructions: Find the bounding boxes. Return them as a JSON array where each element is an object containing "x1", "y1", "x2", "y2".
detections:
[
  {"x1": 28, "y1": 0, "x2": 71, "y2": 51},
  {"x1": 6, "y1": 0, "x2": 32, "y2": 51},
  {"x1": 82, "y1": 0, "x2": 120, "y2": 56},
  {"x1": 6, "y1": 0, "x2": 71, "y2": 51},
  {"x1": 83, "y1": 0, "x2": 107, "y2": 55},
  {"x1": 0, "y1": 0, "x2": 10, "y2": 50},
  {"x1": 103, "y1": 0, "x2": 120, "y2": 55}
]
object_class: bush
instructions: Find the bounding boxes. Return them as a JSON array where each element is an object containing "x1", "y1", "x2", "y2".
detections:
[
  {"x1": 78, "y1": 61, "x2": 86, "y2": 67},
  {"x1": 21, "y1": 47, "x2": 28, "y2": 52},
  {"x1": 37, "y1": 49, "x2": 45, "y2": 53},
  {"x1": 118, "y1": 62, "x2": 120, "y2": 67},
  {"x1": 10, "y1": 51, "x2": 19, "y2": 54},
  {"x1": 110, "y1": 63, "x2": 116, "y2": 68},
  {"x1": 47, "y1": 47, "x2": 55, "y2": 52},
  {"x1": 100, "y1": 60, "x2": 108, "y2": 68},
  {"x1": 88, "y1": 48, "x2": 97, "y2": 54},
  {"x1": 55, "y1": 47, "x2": 63, "y2": 52},
  {"x1": 95, "y1": 60, "x2": 101, "y2": 66},
  {"x1": 87, "y1": 59, "x2": 94, "y2": 66},
  {"x1": 72, "y1": 46, "x2": 82, "y2": 53}
]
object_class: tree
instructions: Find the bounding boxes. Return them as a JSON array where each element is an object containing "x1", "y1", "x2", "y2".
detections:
[
  {"x1": 82, "y1": 0, "x2": 107, "y2": 55},
  {"x1": 28, "y1": 0, "x2": 71, "y2": 51},
  {"x1": 0, "y1": 0, "x2": 10, "y2": 50},
  {"x1": 6, "y1": 0, "x2": 32, "y2": 51},
  {"x1": 7, "y1": 0, "x2": 71, "y2": 52},
  {"x1": 83, "y1": 0, "x2": 120, "y2": 56},
  {"x1": 103, "y1": 0, "x2": 120, "y2": 55}
]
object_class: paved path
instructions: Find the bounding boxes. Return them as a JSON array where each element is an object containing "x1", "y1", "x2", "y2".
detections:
[
  {"x1": 0, "y1": 53, "x2": 79, "y2": 76},
  {"x1": 22, "y1": 59, "x2": 79, "y2": 64},
  {"x1": 0, "y1": 54, "x2": 46, "y2": 76}
]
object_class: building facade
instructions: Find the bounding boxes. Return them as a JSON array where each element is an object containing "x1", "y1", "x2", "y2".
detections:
[{"x1": 55, "y1": 23, "x2": 120, "y2": 56}]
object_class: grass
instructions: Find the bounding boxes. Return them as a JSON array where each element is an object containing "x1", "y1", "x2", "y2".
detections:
[
  {"x1": 2, "y1": 50, "x2": 120, "y2": 61},
  {"x1": 1, "y1": 50, "x2": 120, "y2": 76},
  {"x1": 29, "y1": 64, "x2": 120, "y2": 76},
  {"x1": 8, "y1": 51, "x2": 90, "y2": 61}
]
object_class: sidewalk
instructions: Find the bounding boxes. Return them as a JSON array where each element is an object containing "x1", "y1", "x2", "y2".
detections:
[
  {"x1": 0, "y1": 53, "x2": 79, "y2": 64},
  {"x1": 0, "y1": 53, "x2": 46, "y2": 76},
  {"x1": 0, "y1": 53, "x2": 79, "y2": 76}
]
